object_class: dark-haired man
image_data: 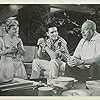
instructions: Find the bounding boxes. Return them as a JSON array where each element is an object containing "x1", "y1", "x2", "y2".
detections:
[{"x1": 30, "y1": 25, "x2": 70, "y2": 79}]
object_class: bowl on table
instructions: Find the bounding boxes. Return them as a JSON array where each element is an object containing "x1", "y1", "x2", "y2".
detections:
[{"x1": 49, "y1": 77, "x2": 75, "y2": 90}]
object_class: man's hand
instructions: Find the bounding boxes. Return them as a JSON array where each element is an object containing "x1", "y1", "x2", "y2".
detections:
[
  {"x1": 37, "y1": 38, "x2": 45, "y2": 47},
  {"x1": 67, "y1": 56, "x2": 84, "y2": 67},
  {"x1": 74, "y1": 58, "x2": 84, "y2": 66},
  {"x1": 67, "y1": 56, "x2": 76, "y2": 67}
]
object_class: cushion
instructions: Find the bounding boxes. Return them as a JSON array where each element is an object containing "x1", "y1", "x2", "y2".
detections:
[{"x1": 24, "y1": 46, "x2": 38, "y2": 63}]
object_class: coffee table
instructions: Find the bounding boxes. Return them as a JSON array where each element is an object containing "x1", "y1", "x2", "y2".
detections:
[
  {"x1": 0, "y1": 78, "x2": 38, "y2": 96},
  {"x1": 0, "y1": 78, "x2": 97, "y2": 96}
]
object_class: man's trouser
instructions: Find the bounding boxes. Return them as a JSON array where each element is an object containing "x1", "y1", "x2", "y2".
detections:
[{"x1": 65, "y1": 63, "x2": 100, "y2": 81}]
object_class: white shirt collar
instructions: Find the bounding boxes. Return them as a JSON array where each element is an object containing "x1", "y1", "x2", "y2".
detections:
[
  {"x1": 82, "y1": 31, "x2": 99, "y2": 42},
  {"x1": 91, "y1": 31, "x2": 99, "y2": 41}
]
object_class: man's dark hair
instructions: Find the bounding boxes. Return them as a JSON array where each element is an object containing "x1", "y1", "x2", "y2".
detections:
[{"x1": 46, "y1": 23, "x2": 57, "y2": 32}]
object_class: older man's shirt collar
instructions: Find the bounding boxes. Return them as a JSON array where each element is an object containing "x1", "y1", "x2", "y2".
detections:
[
  {"x1": 83, "y1": 31, "x2": 99, "y2": 42},
  {"x1": 90, "y1": 32, "x2": 98, "y2": 41}
]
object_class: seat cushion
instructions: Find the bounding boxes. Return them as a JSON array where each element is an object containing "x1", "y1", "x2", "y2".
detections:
[{"x1": 24, "y1": 46, "x2": 38, "y2": 63}]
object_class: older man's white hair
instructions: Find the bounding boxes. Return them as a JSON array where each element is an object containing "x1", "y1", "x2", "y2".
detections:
[{"x1": 82, "y1": 19, "x2": 96, "y2": 31}]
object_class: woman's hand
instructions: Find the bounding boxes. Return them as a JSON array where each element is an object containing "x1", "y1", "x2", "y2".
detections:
[
  {"x1": 17, "y1": 43, "x2": 25, "y2": 55},
  {"x1": 7, "y1": 46, "x2": 18, "y2": 53}
]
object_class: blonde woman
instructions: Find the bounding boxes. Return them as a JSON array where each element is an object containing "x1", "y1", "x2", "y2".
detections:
[
  {"x1": 0, "y1": 25, "x2": 14, "y2": 83},
  {"x1": 0, "y1": 17, "x2": 27, "y2": 83}
]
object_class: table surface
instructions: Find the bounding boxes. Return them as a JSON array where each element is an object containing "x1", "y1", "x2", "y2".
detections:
[{"x1": 0, "y1": 78, "x2": 100, "y2": 96}]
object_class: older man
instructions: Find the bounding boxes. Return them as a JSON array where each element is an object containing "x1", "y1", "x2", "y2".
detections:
[
  {"x1": 30, "y1": 24, "x2": 70, "y2": 79},
  {"x1": 67, "y1": 20, "x2": 100, "y2": 80}
]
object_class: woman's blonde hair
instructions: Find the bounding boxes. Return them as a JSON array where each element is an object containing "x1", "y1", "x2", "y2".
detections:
[{"x1": 5, "y1": 17, "x2": 19, "y2": 33}]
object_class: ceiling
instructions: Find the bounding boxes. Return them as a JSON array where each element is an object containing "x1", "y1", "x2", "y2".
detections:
[
  {"x1": 0, "y1": 4, "x2": 9, "y2": 11},
  {"x1": 0, "y1": 4, "x2": 100, "y2": 14},
  {"x1": 0, "y1": 4, "x2": 100, "y2": 22},
  {"x1": 50, "y1": 4, "x2": 100, "y2": 14}
]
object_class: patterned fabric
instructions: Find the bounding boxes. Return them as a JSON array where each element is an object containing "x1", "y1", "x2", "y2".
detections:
[
  {"x1": 30, "y1": 36, "x2": 70, "y2": 79},
  {"x1": 43, "y1": 36, "x2": 70, "y2": 60},
  {"x1": 0, "y1": 17, "x2": 27, "y2": 83},
  {"x1": 2, "y1": 34, "x2": 25, "y2": 61},
  {"x1": 0, "y1": 34, "x2": 27, "y2": 83}
]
